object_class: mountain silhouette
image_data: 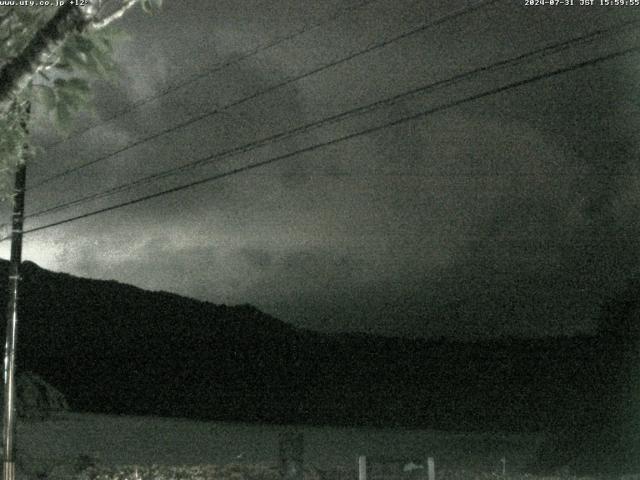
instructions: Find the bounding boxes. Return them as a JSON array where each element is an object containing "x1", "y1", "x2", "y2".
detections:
[{"x1": 0, "y1": 259, "x2": 636, "y2": 474}]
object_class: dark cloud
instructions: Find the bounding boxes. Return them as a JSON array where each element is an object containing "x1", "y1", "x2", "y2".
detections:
[{"x1": 4, "y1": 0, "x2": 640, "y2": 339}]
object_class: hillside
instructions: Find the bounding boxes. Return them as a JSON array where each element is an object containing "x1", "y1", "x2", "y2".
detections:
[{"x1": 0, "y1": 260, "x2": 633, "y2": 467}]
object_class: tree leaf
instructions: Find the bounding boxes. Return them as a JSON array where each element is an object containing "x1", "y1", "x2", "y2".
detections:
[
  {"x1": 73, "y1": 35, "x2": 95, "y2": 55},
  {"x1": 55, "y1": 62, "x2": 73, "y2": 72},
  {"x1": 65, "y1": 78, "x2": 90, "y2": 94},
  {"x1": 55, "y1": 103, "x2": 72, "y2": 129},
  {"x1": 61, "y1": 44, "x2": 87, "y2": 68},
  {"x1": 34, "y1": 85, "x2": 57, "y2": 112}
]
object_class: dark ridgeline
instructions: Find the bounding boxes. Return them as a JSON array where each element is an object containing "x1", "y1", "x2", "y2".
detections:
[{"x1": 0, "y1": 260, "x2": 637, "y2": 473}]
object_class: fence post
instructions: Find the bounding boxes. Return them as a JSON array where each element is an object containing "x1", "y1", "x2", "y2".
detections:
[
  {"x1": 427, "y1": 457, "x2": 435, "y2": 480},
  {"x1": 279, "y1": 432, "x2": 304, "y2": 480},
  {"x1": 358, "y1": 456, "x2": 367, "y2": 480}
]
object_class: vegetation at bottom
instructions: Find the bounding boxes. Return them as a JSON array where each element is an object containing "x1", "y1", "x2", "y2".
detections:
[{"x1": 71, "y1": 463, "x2": 612, "y2": 480}]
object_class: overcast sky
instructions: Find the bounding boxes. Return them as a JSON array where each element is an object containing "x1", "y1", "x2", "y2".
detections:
[{"x1": 3, "y1": 0, "x2": 640, "y2": 339}]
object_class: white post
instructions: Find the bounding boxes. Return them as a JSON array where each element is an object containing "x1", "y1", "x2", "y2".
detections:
[
  {"x1": 427, "y1": 457, "x2": 435, "y2": 480},
  {"x1": 358, "y1": 456, "x2": 367, "y2": 480}
]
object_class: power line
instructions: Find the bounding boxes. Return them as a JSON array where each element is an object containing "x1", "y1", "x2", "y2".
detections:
[
  {"x1": 10, "y1": 45, "x2": 639, "y2": 241},
  {"x1": 22, "y1": 18, "x2": 640, "y2": 223},
  {"x1": 42, "y1": 0, "x2": 383, "y2": 152},
  {"x1": 28, "y1": 0, "x2": 500, "y2": 191}
]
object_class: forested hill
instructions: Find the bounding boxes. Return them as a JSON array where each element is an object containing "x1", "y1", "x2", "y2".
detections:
[{"x1": 0, "y1": 260, "x2": 632, "y2": 439}]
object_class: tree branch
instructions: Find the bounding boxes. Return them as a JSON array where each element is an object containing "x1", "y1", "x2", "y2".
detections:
[
  {"x1": 0, "y1": 0, "x2": 145, "y2": 111},
  {"x1": 0, "y1": 4, "x2": 88, "y2": 108},
  {"x1": 92, "y1": 0, "x2": 139, "y2": 30},
  {"x1": 0, "y1": 0, "x2": 144, "y2": 107}
]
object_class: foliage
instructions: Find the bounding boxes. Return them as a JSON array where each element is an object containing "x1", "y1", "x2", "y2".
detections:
[
  {"x1": 0, "y1": 0, "x2": 163, "y2": 199},
  {"x1": 0, "y1": 100, "x2": 31, "y2": 196},
  {"x1": 0, "y1": 7, "x2": 55, "y2": 60},
  {"x1": 79, "y1": 463, "x2": 283, "y2": 480},
  {"x1": 75, "y1": 463, "x2": 603, "y2": 480},
  {"x1": 29, "y1": 27, "x2": 120, "y2": 129}
]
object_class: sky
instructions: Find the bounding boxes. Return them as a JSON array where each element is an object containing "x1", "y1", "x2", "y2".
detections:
[{"x1": 2, "y1": 0, "x2": 640, "y2": 340}]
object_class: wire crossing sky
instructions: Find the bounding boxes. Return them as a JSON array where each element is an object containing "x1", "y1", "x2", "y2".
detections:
[
  {"x1": 18, "y1": 17, "x2": 640, "y2": 227},
  {"x1": 42, "y1": 0, "x2": 384, "y2": 152},
  {"x1": 9, "y1": 0, "x2": 640, "y2": 340},
  {"x1": 30, "y1": 0, "x2": 500, "y2": 190},
  {"x1": 10, "y1": 42, "x2": 640, "y2": 241}
]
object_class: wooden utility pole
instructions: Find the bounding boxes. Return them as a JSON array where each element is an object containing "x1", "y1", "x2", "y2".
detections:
[{"x1": 2, "y1": 107, "x2": 28, "y2": 480}]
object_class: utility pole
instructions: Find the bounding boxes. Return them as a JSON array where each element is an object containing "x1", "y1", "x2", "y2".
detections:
[{"x1": 2, "y1": 104, "x2": 28, "y2": 480}]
